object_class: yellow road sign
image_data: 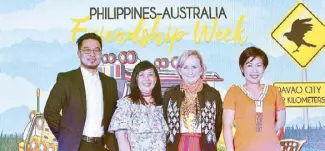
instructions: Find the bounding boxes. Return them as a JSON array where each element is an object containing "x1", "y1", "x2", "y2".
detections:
[
  {"x1": 274, "y1": 82, "x2": 325, "y2": 107},
  {"x1": 272, "y1": 3, "x2": 325, "y2": 68}
]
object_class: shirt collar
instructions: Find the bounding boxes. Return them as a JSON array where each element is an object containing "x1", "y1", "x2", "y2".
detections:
[{"x1": 80, "y1": 66, "x2": 99, "y2": 78}]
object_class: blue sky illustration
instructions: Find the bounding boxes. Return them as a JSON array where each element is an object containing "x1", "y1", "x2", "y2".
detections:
[{"x1": 0, "y1": 0, "x2": 325, "y2": 141}]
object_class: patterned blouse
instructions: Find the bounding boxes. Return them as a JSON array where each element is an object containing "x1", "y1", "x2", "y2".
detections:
[{"x1": 108, "y1": 97, "x2": 169, "y2": 151}]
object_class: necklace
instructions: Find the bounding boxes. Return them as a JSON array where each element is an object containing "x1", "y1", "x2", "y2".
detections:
[
  {"x1": 144, "y1": 97, "x2": 155, "y2": 106},
  {"x1": 181, "y1": 91, "x2": 200, "y2": 129}
]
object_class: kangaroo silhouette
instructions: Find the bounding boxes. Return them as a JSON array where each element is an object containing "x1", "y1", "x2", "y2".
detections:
[{"x1": 283, "y1": 18, "x2": 316, "y2": 53}]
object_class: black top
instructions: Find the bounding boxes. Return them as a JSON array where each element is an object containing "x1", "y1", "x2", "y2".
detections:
[{"x1": 162, "y1": 83, "x2": 223, "y2": 151}]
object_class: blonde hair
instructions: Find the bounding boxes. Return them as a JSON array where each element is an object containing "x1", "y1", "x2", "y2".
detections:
[{"x1": 176, "y1": 50, "x2": 206, "y2": 77}]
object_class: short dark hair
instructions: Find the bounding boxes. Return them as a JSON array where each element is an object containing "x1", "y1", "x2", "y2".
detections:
[
  {"x1": 76, "y1": 33, "x2": 102, "y2": 50},
  {"x1": 128, "y1": 60, "x2": 162, "y2": 106},
  {"x1": 239, "y1": 46, "x2": 269, "y2": 76}
]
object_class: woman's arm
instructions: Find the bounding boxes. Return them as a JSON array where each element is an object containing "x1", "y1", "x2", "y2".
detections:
[
  {"x1": 115, "y1": 130, "x2": 131, "y2": 151},
  {"x1": 273, "y1": 85, "x2": 286, "y2": 133},
  {"x1": 275, "y1": 110, "x2": 286, "y2": 132},
  {"x1": 215, "y1": 91, "x2": 223, "y2": 143},
  {"x1": 223, "y1": 109, "x2": 235, "y2": 151},
  {"x1": 162, "y1": 89, "x2": 171, "y2": 124}
]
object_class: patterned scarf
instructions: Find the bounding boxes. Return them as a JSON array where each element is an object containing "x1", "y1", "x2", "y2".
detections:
[{"x1": 180, "y1": 78, "x2": 204, "y2": 93}]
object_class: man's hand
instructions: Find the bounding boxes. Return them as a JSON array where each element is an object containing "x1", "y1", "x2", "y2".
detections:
[{"x1": 104, "y1": 144, "x2": 109, "y2": 150}]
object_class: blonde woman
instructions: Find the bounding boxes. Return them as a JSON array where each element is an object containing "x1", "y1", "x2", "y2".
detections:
[{"x1": 163, "y1": 50, "x2": 223, "y2": 151}]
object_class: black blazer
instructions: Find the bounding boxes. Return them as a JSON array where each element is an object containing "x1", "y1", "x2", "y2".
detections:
[
  {"x1": 163, "y1": 83, "x2": 223, "y2": 151},
  {"x1": 44, "y1": 68, "x2": 118, "y2": 151}
]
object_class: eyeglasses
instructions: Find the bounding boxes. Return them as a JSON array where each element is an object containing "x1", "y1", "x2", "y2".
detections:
[{"x1": 80, "y1": 48, "x2": 102, "y2": 55}]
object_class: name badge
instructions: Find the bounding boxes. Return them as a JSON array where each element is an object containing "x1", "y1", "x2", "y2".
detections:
[{"x1": 255, "y1": 100, "x2": 263, "y2": 113}]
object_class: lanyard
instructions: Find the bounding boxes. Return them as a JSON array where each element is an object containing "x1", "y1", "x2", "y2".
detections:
[
  {"x1": 239, "y1": 85, "x2": 269, "y2": 132},
  {"x1": 255, "y1": 100, "x2": 263, "y2": 113},
  {"x1": 239, "y1": 85, "x2": 268, "y2": 113}
]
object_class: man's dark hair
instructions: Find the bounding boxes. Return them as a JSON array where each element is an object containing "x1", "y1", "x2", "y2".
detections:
[
  {"x1": 239, "y1": 46, "x2": 269, "y2": 76},
  {"x1": 76, "y1": 33, "x2": 102, "y2": 50},
  {"x1": 128, "y1": 60, "x2": 162, "y2": 106}
]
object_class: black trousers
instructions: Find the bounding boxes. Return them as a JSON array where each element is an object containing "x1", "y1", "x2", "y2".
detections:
[{"x1": 78, "y1": 140, "x2": 106, "y2": 151}]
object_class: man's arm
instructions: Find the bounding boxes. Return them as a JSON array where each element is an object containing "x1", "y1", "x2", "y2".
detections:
[
  {"x1": 105, "y1": 78, "x2": 119, "y2": 151},
  {"x1": 107, "y1": 78, "x2": 118, "y2": 123},
  {"x1": 111, "y1": 79, "x2": 118, "y2": 110},
  {"x1": 44, "y1": 73, "x2": 66, "y2": 140}
]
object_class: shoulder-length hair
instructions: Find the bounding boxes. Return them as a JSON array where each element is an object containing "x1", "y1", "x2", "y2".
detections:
[{"x1": 128, "y1": 60, "x2": 162, "y2": 105}]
